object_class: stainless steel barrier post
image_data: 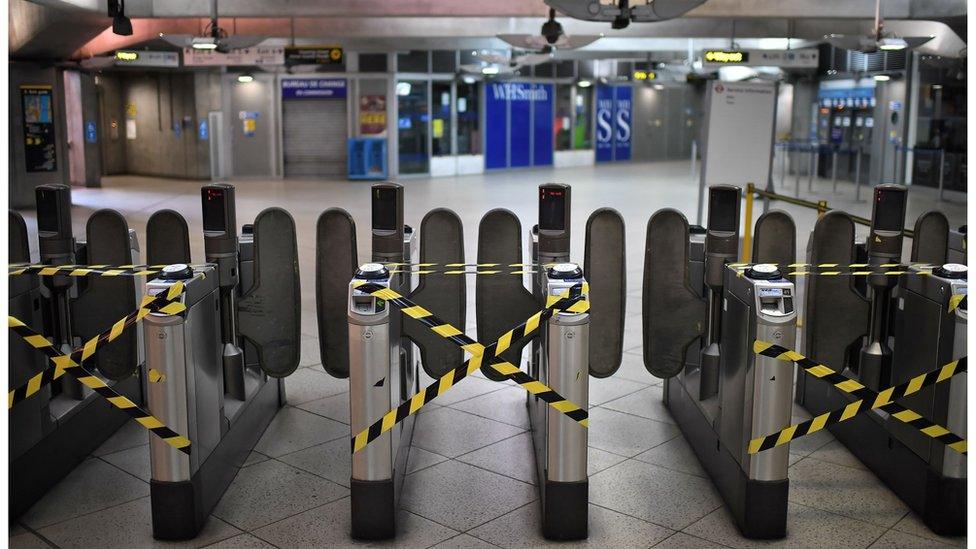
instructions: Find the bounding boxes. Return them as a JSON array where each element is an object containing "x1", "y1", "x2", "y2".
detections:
[
  {"x1": 539, "y1": 263, "x2": 589, "y2": 540},
  {"x1": 348, "y1": 263, "x2": 396, "y2": 540},
  {"x1": 854, "y1": 148, "x2": 864, "y2": 201},
  {"x1": 794, "y1": 144, "x2": 803, "y2": 198},
  {"x1": 939, "y1": 148, "x2": 946, "y2": 201},
  {"x1": 831, "y1": 149, "x2": 838, "y2": 193},
  {"x1": 807, "y1": 146, "x2": 817, "y2": 192},
  {"x1": 779, "y1": 143, "x2": 787, "y2": 191}
]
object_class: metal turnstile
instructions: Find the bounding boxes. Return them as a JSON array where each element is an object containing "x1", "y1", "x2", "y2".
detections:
[
  {"x1": 645, "y1": 185, "x2": 798, "y2": 538},
  {"x1": 797, "y1": 185, "x2": 967, "y2": 535},
  {"x1": 146, "y1": 186, "x2": 298, "y2": 540},
  {"x1": 9, "y1": 185, "x2": 146, "y2": 520}
]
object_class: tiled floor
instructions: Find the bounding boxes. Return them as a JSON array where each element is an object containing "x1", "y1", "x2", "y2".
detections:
[{"x1": 10, "y1": 161, "x2": 967, "y2": 548}]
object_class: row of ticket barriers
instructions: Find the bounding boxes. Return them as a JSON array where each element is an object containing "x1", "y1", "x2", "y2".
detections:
[{"x1": 8, "y1": 180, "x2": 967, "y2": 541}]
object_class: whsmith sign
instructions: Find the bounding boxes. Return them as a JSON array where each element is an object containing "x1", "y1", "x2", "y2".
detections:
[{"x1": 596, "y1": 85, "x2": 631, "y2": 163}]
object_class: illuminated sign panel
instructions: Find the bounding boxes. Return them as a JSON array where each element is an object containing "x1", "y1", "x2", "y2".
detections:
[
  {"x1": 704, "y1": 50, "x2": 748, "y2": 64},
  {"x1": 115, "y1": 51, "x2": 139, "y2": 61},
  {"x1": 632, "y1": 70, "x2": 656, "y2": 81}
]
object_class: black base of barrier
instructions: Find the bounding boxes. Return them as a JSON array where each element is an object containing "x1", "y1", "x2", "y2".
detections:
[
  {"x1": 10, "y1": 375, "x2": 142, "y2": 520},
  {"x1": 796, "y1": 377, "x2": 966, "y2": 537},
  {"x1": 351, "y1": 477, "x2": 395, "y2": 540},
  {"x1": 152, "y1": 378, "x2": 284, "y2": 540},
  {"x1": 542, "y1": 477, "x2": 588, "y2": 540},
  {"x1": 665, "y1": 378, "x2": 789, "y2": 539}
]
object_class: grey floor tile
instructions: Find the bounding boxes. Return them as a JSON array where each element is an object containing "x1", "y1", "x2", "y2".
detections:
[
  {"x1": 651, "y1": 532, "x2": 731, "y2": 548},
  {"x1": 253, "y1": 406, "x2": 348, "y2": 458},
  {"x1": 253, "y1": 496, "x2": 458, "y2": 548},
  {"x1": 868, "y1": 529, "x2": 959, "y2": 548},
  {"x1": 8, "y1": 532, "x2": 51, "y2": 549},
  {"x1": 101, "y1": 445, "x2": 151, "y2": 482},
  {"x1": 615, "y1": 351, "x2": 659, "y2": 385},
  {"x1": 589, "y1": 460, "x2": 722, "y2": 530},
  {"x1": 788, "y1": 457, "x2": 908, "y2": 528},
  {"x1": 431, "y1": 533, "x2": 500, "y2": 548},
  {"x1": 299, "y1": 336, "x2": 322, "y2": 368},
  {"x1": 470, "y1": 502, "x2": 673, "y2": 548},
  {"x1": 8, "y1": 523, "x2": 27, "y2": 537},
  {"x1": 451, "y1": 385, "x2": 529, "y2": 429},
  {"x1": 278, "y1": 437, "x2": 351, "y2": 487},
  {"x1": 91, "y1": 419, "x2": 149, "y2": 456},
  {"x1": 890, "y1": 512, "x2": 967, "y2": 547},
  {"x1": 37, "y1": 497, "x2": 240, "y2": 549},
  {"x1": 202, "y1": 533, "x2": 277, "y2": 548},
  {"x1": 406, "y1": 446, "x2": 450, "y2": 474},
  {"x1": 457, "y1": 432, "x2": 537, "y2": 484},
  {"x1": 411, "y1": 407, "x2": 524, "y2": 458},
  {"x1": 683, "y1": 501, "x2": 888, "y2": 549},
  {"x1": 283, "y1": 366, "x2": 347, "y2": 405},
  {"x1": 297, "y1": 391, "x2": 350, "y2": 424},
  {"x1": 212, "y1": 459, "x2": 348, "y2": 531},
  {"x1": 242, "y1": 450, "x2": 270, "y2": 468},
  {"x1": 787, "y1": 453, "x2": 803, "y2": 467},
  {"x1": 806, "y1": 440, "x2": 867, "y2": 470},
  {"x1": 588, "y1": 447, "x2": 628, "y2": 476},
  {"x1": 587, "y1": 407, "x2": 679, "y2": 457},
  {"x1": 21, "y1": 457, "x2": 149, "y2": 529},
  {"x1": 601, "y1": 384, "x2": 675, "y2": 424},
  {"x1": 589, "y1": 376, "x2": 648, "y2": 406},
  {"x1": 634, "y1": 436, "x2": 706, "y2": 478},
  {"x1": 431, "y1": 375, "x2": 507, "y2": 407},
  {"x1": 400, "y1": 460, "x2": 536, "y2": 532}
]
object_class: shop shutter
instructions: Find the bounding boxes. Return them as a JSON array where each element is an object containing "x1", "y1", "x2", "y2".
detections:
[{"x1": 282, "y1": 99, "x2": 347, "y2": 177}]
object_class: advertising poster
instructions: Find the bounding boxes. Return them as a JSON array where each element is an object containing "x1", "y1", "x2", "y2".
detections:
[
  {"x1": 485, "y1": 82, "x2": 554, "y2": 169},
  {"x1": 359, "y1": 95, "x2": 387, "y2": 135},
  {"x1": 21, "y1": 86, "x2": 57, "y2": 172},
  {"x1": 596, "y1": 85, "x2": 631, "y2": 162}
]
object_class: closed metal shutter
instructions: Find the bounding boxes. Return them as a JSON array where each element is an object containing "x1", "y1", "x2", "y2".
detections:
[{"x1": 282, "y1": 99, "x2": 347, "y2": 177}]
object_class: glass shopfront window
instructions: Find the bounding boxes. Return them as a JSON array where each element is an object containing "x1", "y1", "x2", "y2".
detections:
[
  {"x1": 432, "y1": 81, "x2": 452, "y2": 156},
  {"x1": 397, "y1": 80, "x2": 429, "y2": 174},
  {"x1": 457, "y1": 82, "x2": 480, "y2": 155},
  {"x1": 573, "y1": 85, "x2": 593, "y2": 149},
  {"x1": 555, "y1": 84, "x2": 573, "y2": 151}
]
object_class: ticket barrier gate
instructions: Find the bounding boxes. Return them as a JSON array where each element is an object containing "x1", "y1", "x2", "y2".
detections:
[
  {"x1": 643, "y1": 185, "x2": 798, "y2": 538},
  {"x1": 143, "y1": 186, "x2": 299, "y2": 540},
  {"x1": 9, "y1": 184, "x2": 145, "y2": 520},
  {"x1": 477, "y1": 183, "x2": 626, "y2": 539},
  {"x1": 796, "y1": 184, "x2": 967, "y2": 535},
  {"x1": 318, "y1": 183, "x2": 433, "y2": 539}
]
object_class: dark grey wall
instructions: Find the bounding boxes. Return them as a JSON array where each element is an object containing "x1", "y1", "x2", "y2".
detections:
[
  {"x1": 9, "y1": 63, "x2": 68, "y2": 209},
  {"x1": 97, "y1": 73, "x2": 126, "y2": 175},
  {"x1": 632, "y1": 84, "x2": 703, "y2": 162},
  {"x1": 80, "y1": 72, "x2": 102, "y2": 185},
  {"x1": 227, "y1": 73, "x2": 276, "y2": 177}
]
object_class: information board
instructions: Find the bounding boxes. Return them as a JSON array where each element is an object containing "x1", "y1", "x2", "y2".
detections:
[
  {"x1": 21, "y1": 86, "x2": 57, "y2": 172},
  {"x1": 700, "y1": 81, "x2": 777, "y2": 195}
]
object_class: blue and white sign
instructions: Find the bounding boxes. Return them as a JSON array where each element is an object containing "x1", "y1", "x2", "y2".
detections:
[
  {"x1": 172, "y1": 120, "x2": 182, "y2": 138},
  {"x1": 84, "y1": 120, "x2": 97, "y2": 143},
  {"x1": 485, "y1": 82, "x2": 554, "y2": 170},
  {"x1": 281, "y1": 78, "x2": 347, "y2": 99},
  {"x1": 198, "y1": 120, "x2": 209, "y2": 140},
  {"x1": 596, "y1": 85, "x2": 632, "y2": 163}
]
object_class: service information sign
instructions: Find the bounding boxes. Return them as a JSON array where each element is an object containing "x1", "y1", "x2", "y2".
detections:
[
  {"x1": 21, "y1": 86, "x2": 57, "y2": 172},
  {"x1": 183, "y1": 47, "x2": 284, "y2": 66},
  {"x1": 285, "y1": 46, "x2": 343, "y2": 67},
  {"x1": 700, "y1": 81, "x2": 776, "y2": 190},
  {"x1": 281, "y1": 78, "x2": 347, "y2": 99}
]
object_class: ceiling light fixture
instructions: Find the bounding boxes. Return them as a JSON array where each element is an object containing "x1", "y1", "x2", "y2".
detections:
[
  {"x1": 874, "y1": 74, "x2": 891, "y2": 81},
  {"x1": 481, "y1": 66, "x2": 500, "y2": 75},
  {"x1": 577, "y1": 80, "x2": 592, "y2": 88},
  {"x1": 237, "y1": 73, "x2": 254, "y2": 83}
]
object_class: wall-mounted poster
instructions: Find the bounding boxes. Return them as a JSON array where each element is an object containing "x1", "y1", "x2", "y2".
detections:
[
  {"x1": 595, "y1": 85, "x2": 631, "y2": 163},
  {"x1": 21, "y1": 85, "x2": 57, "y2": 172},
  {"x1": 360, "y1": 95, "x2": 387, "y2": 135}
]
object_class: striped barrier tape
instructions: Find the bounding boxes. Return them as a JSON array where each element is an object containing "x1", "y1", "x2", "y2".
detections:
[
  {"x1": 8, "y1": 282, "x2": 192, "y2": 455},
  {"x1": 728, "y1": 263, "x2": 935, "y2": 269},
  {"x1": 389, "y1": 268, "x2": 539, "y2": 276},
  {"x1": 949, "y1": 294, "x2": 967, "y2": 313},
  {"x1": 749, "y1": 341, "x2": 967, "y2": 455},
  {"x1": 8, "y1": 263, "x2": 208, "y2": 278},
  {"x1": 8, "y1": 289, "x2": 186, "y2": 408},
  {"x1": 350, "y1": 281, "x2": 590, "y2": 453}
]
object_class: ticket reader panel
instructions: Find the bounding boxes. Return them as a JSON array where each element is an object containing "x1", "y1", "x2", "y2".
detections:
[
  {"x1": 868, "y1": 185, "x2": 907, "y2": 261},
  {"x1": 372, "y1": 184, "x2": 405, "y2": 260},
  {"x1": 538, "y1": 183, "x2": 571, "y2": 261},
  {"x1": 36, "y1": 184, "x2": 74, "y2": 262}
]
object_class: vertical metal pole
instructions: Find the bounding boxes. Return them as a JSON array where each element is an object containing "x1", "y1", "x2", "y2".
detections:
[
  {"x1": 807, "y1": 147, "x2": 816, "y2": 192},
  {"x1": 779, "y1": 143, "x2": 787, "y2": 190},
  {"x1": 855, "y1": 148, "x2": 863, "y2": 201},
  {"x1": 694, "y1": 140, "x2": 706, "y2": 226},
  {"x1": 742, "y1": 183, "x2": 755, "y2": 263},
  {"x1": 831, "y1": 150, "x2": 838, "y2": 193},
  {"x1": 938, "y1": 148, "x2": 946, "y2": 201},
  {"x1": 794, "y1": 144, "x2": 802, "y2": 198}
]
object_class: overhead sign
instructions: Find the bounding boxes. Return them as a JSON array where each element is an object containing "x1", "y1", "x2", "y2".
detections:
[
  {"x1": 183, "y1": 47, "x2": 284, "y2": 66},
  {"x1": 285, "y1": 46, "x2": 343, "y2": 66},
  {"x1": 703, "y1": 48, "x2": 818, "y2": 69},
  {"x1": 281, "y1": 78, "x2": 347, "y2": 99},
  {"x1": 633, "y1": 70, "x2": 656, "y2": 81},
  {"x1": 20, "y1": 86, "x2": 57, "y2": 172},
  {"x1": 114, "y1": 50, "x2": 180, "y2": 68}
]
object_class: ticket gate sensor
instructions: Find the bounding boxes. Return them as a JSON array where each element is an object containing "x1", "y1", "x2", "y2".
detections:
[
  {"x1": 10, "y1": 185, "x2": 146, "y2": 520},
  {"x1": 797, "y1": 186, "x2": 966, "y2": 535},
  {"x1": 319, "y1": 183, "x2": 431, "y2": 540},
  {"x1": 146, "y1": 200, "x2": 298, "y2": 540},
  {"x1": 644, "y1": 187, "x2": 798, "y2": 538}
]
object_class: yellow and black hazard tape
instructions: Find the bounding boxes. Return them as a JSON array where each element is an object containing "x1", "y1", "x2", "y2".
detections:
[
  {"x1": 8, "y1": 282, "x2": 192, "y2": 455},
  {"x1": 749, "y1": 341, "x2": 967, "y2": 455},
  {"x1": 8, "y1": 263, "x2": 174, "y2": 278},
  {"x1": 389, "y1": 268, "x2": 539, "y2": 276},
  {"x1": 8, "y1": 288, "x2": 186, "y2": 409},
  {"x1": 350, "y1": 281, "x2": 590, "y2": 453},
  {"x1": 729, "y1": 262, "x2": 935, "y2": 270},
  {"x1": 949, "y1": 294, "x2": 967, "y2": 313}
]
